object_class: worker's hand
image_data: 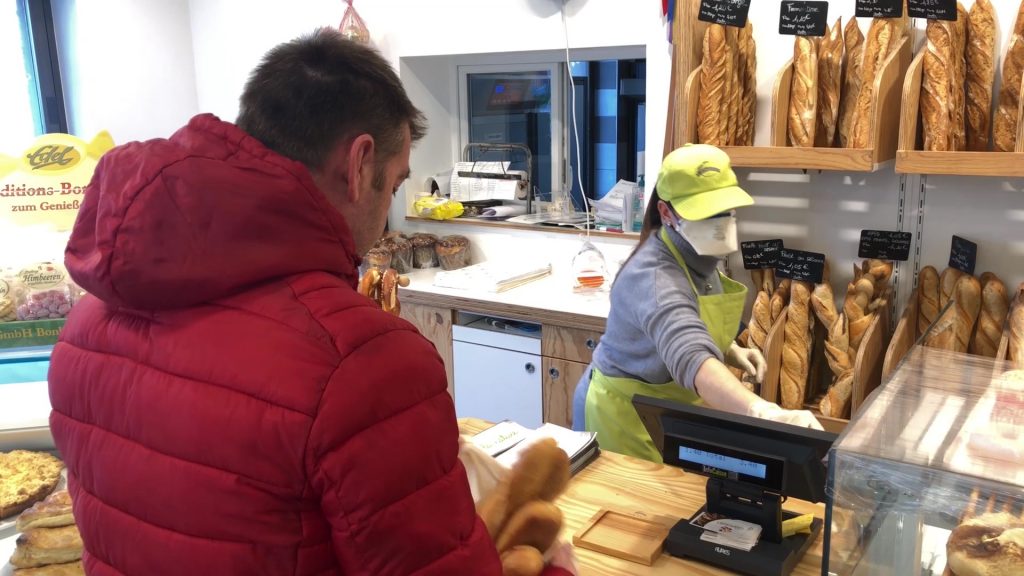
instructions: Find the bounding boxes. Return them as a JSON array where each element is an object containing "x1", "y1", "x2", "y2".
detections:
[
  {"x1": 747, "y1": 401, "x2": 824, "y2": 431},
  {"x1": 725, "y1": 341, "x2": 767, "y2": 384}
]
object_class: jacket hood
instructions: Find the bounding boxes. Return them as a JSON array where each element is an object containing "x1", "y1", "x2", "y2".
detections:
[{"x1": 66, "y1": 114, "x2": 360, "y2": 310}]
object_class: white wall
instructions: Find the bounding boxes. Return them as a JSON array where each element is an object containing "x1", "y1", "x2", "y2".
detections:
[
  {"x1": 53, "y1": 0, "x2": 200, "y2": 144},
  {"x1": 181, "y1": 0, "x2": 1023, "y2": 300}
]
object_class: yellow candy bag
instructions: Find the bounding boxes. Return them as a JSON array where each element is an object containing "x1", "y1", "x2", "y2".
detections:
[{"x1": 414, "y1": 196, "x2": 464, "y2": 221}]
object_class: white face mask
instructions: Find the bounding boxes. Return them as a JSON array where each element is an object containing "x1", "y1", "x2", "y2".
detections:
[{"x1": 675, "y1": 214, "x2": 738, "y2": 257}]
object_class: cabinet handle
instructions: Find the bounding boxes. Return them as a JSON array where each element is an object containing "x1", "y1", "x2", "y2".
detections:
[
  {"x1": 585, "y1": 338, "x2": 597, "y2": 350},
  {"x1": 548, "y1": 367, "x2": 560, "y2": 379},
  {"x1": 524, "y1": 362, "x2": 536, "y2": 374}
]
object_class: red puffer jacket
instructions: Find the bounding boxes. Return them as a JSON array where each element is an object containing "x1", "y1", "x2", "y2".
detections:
[{"x1": 49, "y1": 114, "x2": 527, "y2": 575}]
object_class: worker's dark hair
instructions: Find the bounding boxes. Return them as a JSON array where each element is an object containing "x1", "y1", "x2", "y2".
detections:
[
  {"x1": 614, "y1": 188, "x2": 666, "y2": 282},
  {"x1": 237, "y1": 28, "x2": 426, "y2": 176}
]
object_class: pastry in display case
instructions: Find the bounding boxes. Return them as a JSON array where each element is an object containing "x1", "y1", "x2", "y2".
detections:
[{"x1": 824, "y1": 345, "x2": 1023, "y2": 576}]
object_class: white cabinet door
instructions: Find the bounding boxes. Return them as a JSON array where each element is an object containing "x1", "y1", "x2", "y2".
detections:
[{"x1": 453, "y1": 340, "x2": 542, "y2": 428}]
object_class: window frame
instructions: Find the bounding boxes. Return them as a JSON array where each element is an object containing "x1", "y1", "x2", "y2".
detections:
[{"x1": 17, "y1": 0, "x2": 67, "y2": 135}]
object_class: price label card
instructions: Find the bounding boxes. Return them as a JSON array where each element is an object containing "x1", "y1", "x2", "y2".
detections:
[
  {"x1": 698, "y1": 0, "x2": 753, "y2": 28},
  {"x1": 907, "y1": 0, "x2": 957, "y2": 21},
  {"x1": 775, "y1": 249, "x2": 827, "y2": 284},
  {"x1": 948, "y1": 235, "x2": 978, "y2": 275},
  {"x1": 858, "y1": 230, "x2": 912, "y2": 261},
  {"x1": 855, "y1": 0, "x2": 903, "y2": 18},
  {"x1": 741, "y1": 239, "x2": 785, "y2": 270},
  {"x1": 779, "y1": 1, "x2": 829, "y2": 36}
]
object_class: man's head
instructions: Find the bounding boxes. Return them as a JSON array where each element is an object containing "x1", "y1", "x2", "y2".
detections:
[{"x1": 237, "y1": 28, "x2": 426, "y2": 255}]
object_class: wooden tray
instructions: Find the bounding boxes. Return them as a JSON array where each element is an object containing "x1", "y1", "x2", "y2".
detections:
[
  {"x1": 895, "y1": 47, "x2": 1024, "y2": 176},
  {"x1": 572, "y1": 508, "x2": 674, "y2": 566},
  {"x1": 677, "y1": 36, "x2": 910, "y2": 172}
]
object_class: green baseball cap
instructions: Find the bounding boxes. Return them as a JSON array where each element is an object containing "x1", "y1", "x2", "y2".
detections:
[{"x1": 655, "y1": 144, "x2": 753, "y2": 220}]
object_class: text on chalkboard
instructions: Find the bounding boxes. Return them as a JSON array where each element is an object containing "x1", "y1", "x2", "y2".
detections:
[
  {"x1": 698, "y1": 0, "x2": 753, "y2": 27},
  {"x1": 907, "y1": 0, "x2": 957, "y2": 21},
  {"x1": 741, "y1": 239, "x2": 785, "y2": 270},
  {"x1": 779, "y1": 1, "x2": 829, "y2": 36},
  {"x1": 776, "y1": 249, "x2": 827, "y2": 283},
  {"x1": 855, "y1": 0, "x2": 903, "y2": 18},
  {"x1": 858, "y1": 230, "x2": 912, "y2": 261},
  {"x1": 948, "y1": 235, "x2": 978, "y2": 275}
]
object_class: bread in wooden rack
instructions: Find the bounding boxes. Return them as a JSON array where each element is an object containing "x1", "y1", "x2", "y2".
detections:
[
  {"x1": 780, "y1": 281, "x2": 812, "y2": 410},
  {"x1": 789, "y1": 36, "x2": 819, "y2": 147},
  {"x1": 1010, "y1": 297, "x2": 1024, "y2": 367},
  {"x1": 838, "y1": 19, "x2": 865, "y2": 148},
  {"x1": 739, "y1": 22, "x2": 757, "y2": 146},
  {"x1": 726, "y1": 26, "x2": 741, "y2": 146},
  {"x1": 771, "y1": 279, "x2": 792, "y2": 324},
  {"x1": 925, "y1": 275, "x2": 982, "y2": 353},
  {"x1": 966, "y1": 0, "x2": 997, "y2": 151},
  {"x1": 850, "y1": 19, "x2": 896, "y2": 148},
  {"x1": 698, "y1": 24, "x2": 731, "y2": 146},
  {"x1": 749, "y1": 290, "x2": 772, "y2": 352},
  {"x1": 917, "y1": 265, "x2": 941, "y2": 338},
  {"x1": 940, "y1": 267, "x2": 965, "y2": 308},
  {"x1": 969, "y1": 274, "x2": 1009, "y2": 358},
  {"x1": 820, "y1": 312, "x2": 854, "y2": 418},
  {"x1": 951, "y1": 2, "x2": 969, "y2": 152},
  {"x1": 922, "y1": 20, "x2": 955, "y2": 151},
  {"x1": 811, "y1": 282, "x2": 838, "y2": 330},
  {"x1": 994, "y1": 1, "x2": 1024, "y2": 151},
  {"x1": 816, "y1": 19, "x2": 844, "y2": 147}
]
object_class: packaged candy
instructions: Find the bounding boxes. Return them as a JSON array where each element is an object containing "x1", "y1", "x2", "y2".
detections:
[
  {"x1": 0, "y1": 270, "x2": 17, "y2": 322},
  {"x1": 339, "y1": 0, "x2": 371, "y2": 44},
  {"x1": 572, "y1": 239, "x2": 609, "y2": 292},
  {"x1": 414, "y1": 196, "x2": 464, "y2": 220},
  {"x1": 15, "y1": 262, "x2": 73, "y2": 321}
]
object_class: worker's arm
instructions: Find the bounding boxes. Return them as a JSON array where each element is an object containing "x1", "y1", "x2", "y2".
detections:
[{"x1": 694, "y1": 357, "x2": 823, "y2": 430}]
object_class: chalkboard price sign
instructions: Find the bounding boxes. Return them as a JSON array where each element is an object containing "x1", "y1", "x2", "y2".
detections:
[
  {"x1": 779, "y1": 1, "x2": 829, "y2": 37},
  {"x1": 775, "y1": 249, "x2": 827, "y2": 284},
  {"x1": 858, "y1": 230, "x2": 912, "y2": 261},
  {"x1": 855, "y1": 0, "x2": 903, "y2": 18},
  {"x1": 948, "y1": 235, "x2": 978, "y2": 275},
  {"x1": 907, "y1": 0, "x2": 957, "y2": 21},
  {"x1": 698, "y1": 0, "x2": 753, "y2": 28},
  {"x1": 741, "y1": 239, "x2": 785, "y2": 270}
]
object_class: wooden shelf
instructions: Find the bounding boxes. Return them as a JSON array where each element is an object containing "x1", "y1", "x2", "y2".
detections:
[
  {"x1": 679, "y1": 36, "x2": 911, "y2": 173},
  {"x1": 895, "y1": 47, "x2": 1024, "y2": 176}
]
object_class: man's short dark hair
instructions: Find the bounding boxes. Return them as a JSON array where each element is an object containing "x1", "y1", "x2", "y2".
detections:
[{"x1": 237, "y1": 28, "x2": 426, "y2": 172}]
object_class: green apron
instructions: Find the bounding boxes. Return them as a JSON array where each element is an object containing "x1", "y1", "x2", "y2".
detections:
[{"x1": 584, "y1": 227, "x2": 748, "y2": 462}]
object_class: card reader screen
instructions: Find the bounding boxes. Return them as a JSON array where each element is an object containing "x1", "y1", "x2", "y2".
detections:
[{"x1": 678, "y1": 447, "x2": 767, "y2": 479}]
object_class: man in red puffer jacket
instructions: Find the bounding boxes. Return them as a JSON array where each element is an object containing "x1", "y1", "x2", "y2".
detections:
[{"x1": 49, "y1": 29, "x2": 567, "y2": 576}]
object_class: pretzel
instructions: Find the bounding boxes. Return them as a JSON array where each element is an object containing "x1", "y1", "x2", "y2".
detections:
[{"x1": 357, "y1": 268, "x2": 409, "y2": 316}]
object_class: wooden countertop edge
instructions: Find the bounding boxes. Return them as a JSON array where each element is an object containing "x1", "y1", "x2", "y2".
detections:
[{"x1": 402, "y1": 289, "x2": 607, "y2": 332}]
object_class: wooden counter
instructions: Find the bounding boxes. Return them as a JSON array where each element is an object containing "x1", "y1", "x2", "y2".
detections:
[{"x1": 459, "y1": 418, "x2": 827, "y2": 576}]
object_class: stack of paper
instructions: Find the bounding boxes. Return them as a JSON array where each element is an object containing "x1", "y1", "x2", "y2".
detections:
[
  {"x1": 470, "y1": 421, "x2": 600, "y2": 476},
  {"x1": 433, "y1": 260, "x2": 552, "y2": 293},
  {"x1": 690, "y1": 511, "x2": 763, "y2": 552},
  {"x1": 588, "y1": 180, "x2": 636, "y2": 228}
]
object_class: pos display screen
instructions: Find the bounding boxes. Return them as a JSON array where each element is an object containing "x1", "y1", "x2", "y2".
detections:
[{"x1": 633, "y1": 396, "x2": 836, "y2": 503}]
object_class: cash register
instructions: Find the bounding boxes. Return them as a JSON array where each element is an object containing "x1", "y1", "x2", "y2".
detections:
[{"x1": 633, "y1": 395, "x2": 837, "y2": 576}]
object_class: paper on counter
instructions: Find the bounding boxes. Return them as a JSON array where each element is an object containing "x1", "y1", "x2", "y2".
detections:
[{"x1": 479, "y1": 205, "x2": 527, "y2": 219}]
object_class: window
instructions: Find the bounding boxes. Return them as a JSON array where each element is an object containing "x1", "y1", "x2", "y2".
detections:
[
  {"x1": 2, "y1": 0, "x2": 66, "y2": 153},
  {"x1": 457, "y1": 55, "x2": 645, "y2": 210}
]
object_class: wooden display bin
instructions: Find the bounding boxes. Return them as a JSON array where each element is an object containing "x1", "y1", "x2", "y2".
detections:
[
  {"x1": 762, "y1": 298, "x2": 892, "y2": 433},
  {"x1": 677, "y1": 37, "x2": 911, "y2": 172},
  {"x1": 895, "y1": 47, "x2": 1024, "y2": 176}
]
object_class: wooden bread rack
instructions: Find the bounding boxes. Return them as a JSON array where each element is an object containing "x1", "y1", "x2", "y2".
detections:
[
  {"x1": 675, "y1": 32, "x2": 911, "y2": 172},
  {"x1": 895, "y1": 47, "x2": 1024, "y2": 176}
]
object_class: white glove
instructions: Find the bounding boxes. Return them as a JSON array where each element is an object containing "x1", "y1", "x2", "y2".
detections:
[
  {"x1": 747, "y1": 401, "x2": 824, "y2": 431},
  {"x1": 726, "y1": 341, "x2": 767, "y2": 384}
]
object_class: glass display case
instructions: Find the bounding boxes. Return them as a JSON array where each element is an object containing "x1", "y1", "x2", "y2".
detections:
[
  {"x1": 0, "y1": 346, "x2": 54, "y2": 451},
  {"x1": 824, "y1": 346, "x2": 1023, "y2": 576}
]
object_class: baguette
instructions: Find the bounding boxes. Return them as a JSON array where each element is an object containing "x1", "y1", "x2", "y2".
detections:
[
  {"x1": 816, "y1": 18, "x2": 844, "y2": 147},
  {"x1": 739, "y1": 22, "x2": 757, "y2": 146},
  {"x1": 994, "y1": 4, "x2": 1024, "y2": 151},
  {"x1": 494, "y1": 500, "x2": 563, "y2": 554},
  {"x1": 966, "y1": 0, "x2": 997, "y2": 151},
  {"x1": 918, "y1": 266, "x2": 941, "y2": 337},
  {"x1": 838, "y1": 19, "x2": 865, "y2": 148},
  {"x1": 771, "y1": 279, "x2": 792, "y2": 324},
  {"x1": 749, "y1": 290, "x2": 772, "y2": 352},
  {"x1": 926, "y1": 275, "x2": 982, "y2": 353},
  {"x1": 726, "y1": 26, "x2": 741, "y2": 145},
  {"x1": 1010, "y1": 304, "x2": 1024, "y2": 366},
  {"x1": 698, "y1": 25, "x2": 731, "y2": 146},
  {"x1": 751, "y1": 269, "x2": 775, "y2": 296},
  {"x1": 811, "y1": 282, "x2": 838, "y2": 330},
  {"x1": 780, "y1": 281, "x2": 812, "y2": 410},
  {"x1": 820, "y1": 371, "x2": 854, "y2": 419},
  {"x1": 501, "y1": 546, "x2": 545, "y2": 576},
  {"x1": 940, "y1": 267, "x2": 965, "y2": 308},
  {"x1": 950, "y1": 3, "x2": 969, "y2": 151},
  {"x1": 969, "y1": 275, "x2": 1009, "y2": 358},
  {"x1": 922, "y1": 20, "x2": 955, "y2": 151},
  {"x1": 789, "y1": 36, "x2": 819, "y2": 147},
  {"x1": 851, "y1": 19, "x2": 896, "y2": 149},
  {"x1": 862, "y1": 258, "x2": 893, "y2": 298}
]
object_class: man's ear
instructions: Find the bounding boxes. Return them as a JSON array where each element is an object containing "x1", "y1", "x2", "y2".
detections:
[{"x1": 344, "y1": 134, "x2": 377, "y2": 203}]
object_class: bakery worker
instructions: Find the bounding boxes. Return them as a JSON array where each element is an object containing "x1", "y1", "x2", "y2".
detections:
[{"x1": 572, "y1": 144, "x2": 822, "y2": 461}]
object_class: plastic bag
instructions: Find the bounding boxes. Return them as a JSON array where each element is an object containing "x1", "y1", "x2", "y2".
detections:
[
  {"x1": 15, "y1": 262, "x2": 73, "y2": 321},
  {"x1": 414, "y1": 196, "x2": 464, "y2": 221},
  {"x1": 339, "y1": 0, "x2": 370, "y2": 44},
  {"x1": 0, "y1": 269, "x2": 17, "y2": 322},
  {"x1": 571, "y1": 239, "x2": 609, "y2": 292}
]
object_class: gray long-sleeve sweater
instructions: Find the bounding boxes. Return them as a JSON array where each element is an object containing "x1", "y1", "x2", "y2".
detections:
[{"x1": 572, "y1": 225, "x2": 727, "y2": 429}]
